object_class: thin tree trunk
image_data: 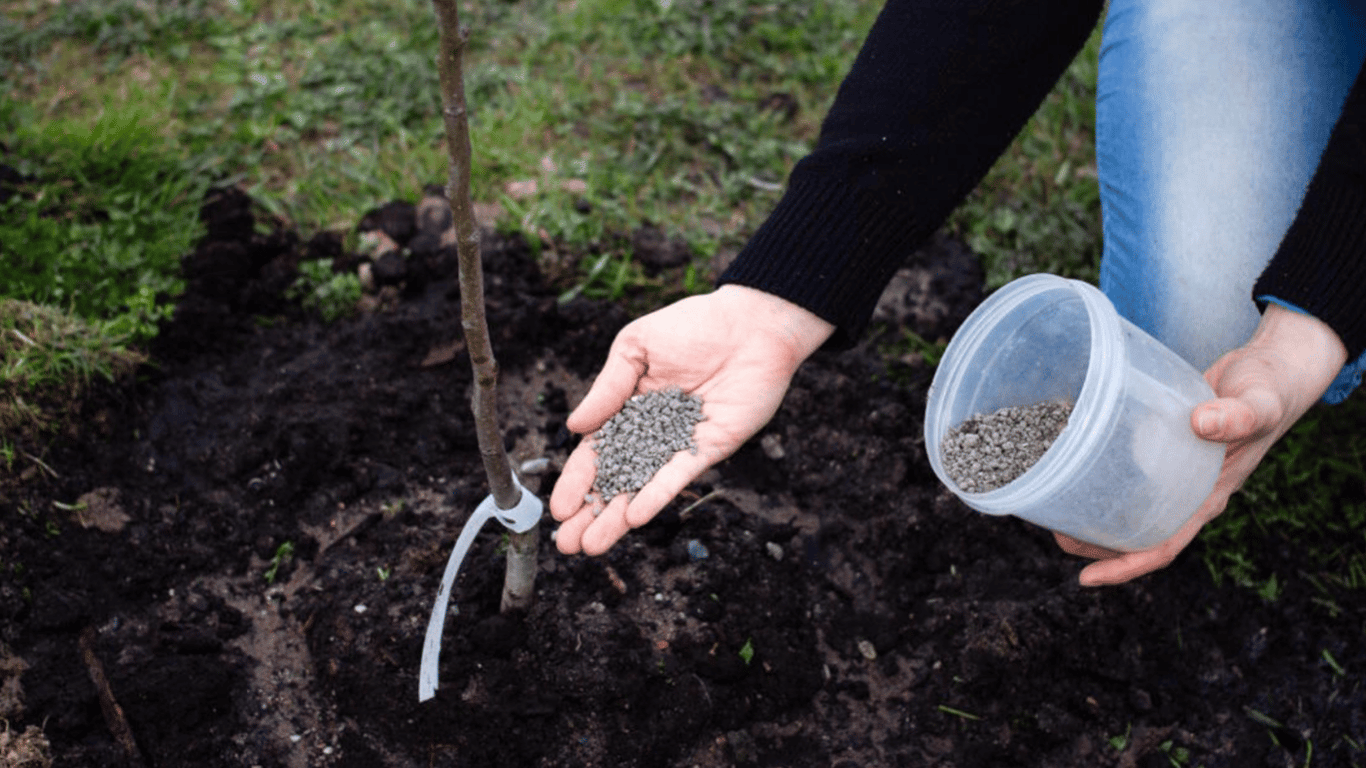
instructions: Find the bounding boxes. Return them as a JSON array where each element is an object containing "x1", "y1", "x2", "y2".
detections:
[
  {"x1": 431, "y1": 0, "x2": 538, "y2": 613},
  {"x1": 500, "y1": 523, "x2": 539, "y2": 610}
]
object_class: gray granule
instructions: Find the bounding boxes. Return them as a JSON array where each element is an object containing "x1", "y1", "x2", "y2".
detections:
[
  {"x1": 590, "y1": 386, "x2": 706, "y2": 510},
  {"x1": 940, "y1": 401, "x2": 1073, "y2": 493}
]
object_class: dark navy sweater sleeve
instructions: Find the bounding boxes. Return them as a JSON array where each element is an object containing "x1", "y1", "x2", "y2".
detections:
[
  {"x1": 718, "y1": 0, "x2": 1104, "y2": 348},
  {"x1": 1254, "y1": 59, "x2": 1366, "y2": 362}
]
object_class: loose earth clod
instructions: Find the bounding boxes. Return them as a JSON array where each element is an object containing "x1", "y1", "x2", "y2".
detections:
[
  {"x1": 590, "y1": 386, "x2": 706, "y2": 511},
  {"x1": 941, "y1": 401, "x2": 1073, "y2": 493}
]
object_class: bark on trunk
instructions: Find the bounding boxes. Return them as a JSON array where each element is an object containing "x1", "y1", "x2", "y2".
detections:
[{"x1": 432, "y1": 0, "x2": 538, "y2": 612}]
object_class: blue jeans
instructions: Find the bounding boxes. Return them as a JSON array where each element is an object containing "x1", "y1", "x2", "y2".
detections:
[{"x1": 1096, "y1": 0, "x2": 1366, "y2": 402}]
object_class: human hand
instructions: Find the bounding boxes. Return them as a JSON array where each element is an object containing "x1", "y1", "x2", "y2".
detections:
[
  {"x1": 1055, "y1": 304, "x2": 1349, "y2": 586},
  {"x1": 550, "y1": 285, "x2": 835, "y2": 556}
]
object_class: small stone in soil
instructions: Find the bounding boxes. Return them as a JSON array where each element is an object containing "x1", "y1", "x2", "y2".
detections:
[
  {"x1": 940, "y1": 401, "x2": 1073, "y2": 493},
  {"x1": 590, "y1": 386, "x2": 705, "y2": 511}
]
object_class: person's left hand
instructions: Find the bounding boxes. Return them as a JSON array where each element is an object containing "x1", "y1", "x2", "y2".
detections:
[{"x1": 1053, "y1": 304, "x2": 1348, "y2": 586}]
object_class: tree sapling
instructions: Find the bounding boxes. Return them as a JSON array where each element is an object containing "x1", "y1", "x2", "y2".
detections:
[
  {"x1": 430, "y1": 0, "x2": 538, "y2": 613},
  {"x1": 419, "y1": 0, "x2": 545, "y2": 704}
]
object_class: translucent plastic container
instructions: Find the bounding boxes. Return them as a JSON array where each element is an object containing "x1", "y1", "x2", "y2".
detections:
[{"x1": 924, "y1": 273, "x2": 1224, "y2": 551}]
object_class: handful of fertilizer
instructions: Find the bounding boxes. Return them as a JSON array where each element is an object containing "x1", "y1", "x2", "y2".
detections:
[{"x1": 589, "y1": 386, "x2": 706, "y2": 510}]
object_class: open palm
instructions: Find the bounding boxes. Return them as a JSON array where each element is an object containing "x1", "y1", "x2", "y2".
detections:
[{"x1": 550, "y1": 285, "x2": 834, "y2": 555}]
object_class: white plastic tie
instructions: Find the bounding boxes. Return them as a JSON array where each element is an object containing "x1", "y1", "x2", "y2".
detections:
[{"x1": 418, "y1": 475, "x2": 542, "y2": 702}]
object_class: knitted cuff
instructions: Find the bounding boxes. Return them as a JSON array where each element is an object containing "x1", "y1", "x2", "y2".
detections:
[
  {"x1": 1253, "y1": 173, "x2": 1366, "y2": 362},
  {"x1": 718, "y1": 177, "x2": 928, "y2": 349}
]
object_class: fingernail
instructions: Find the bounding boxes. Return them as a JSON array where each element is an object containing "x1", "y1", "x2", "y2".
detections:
[{"x1": 1196, "y1": 409, "x2": 1223, "y2": 435}]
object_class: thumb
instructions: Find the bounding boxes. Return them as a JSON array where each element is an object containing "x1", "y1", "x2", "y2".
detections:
[
  {"x1": 565, "y1": 346, "x2": 645, "y2": 435},
  {"x1": 1190, "y1": 397, "x2": 1266, "y2": 443}
]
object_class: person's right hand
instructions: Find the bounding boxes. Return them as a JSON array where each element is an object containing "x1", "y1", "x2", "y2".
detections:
[
  {"x1": 1053, "y1": 303, "x2": 1349, "y2": 585},
  {"x1": 550, "y1": 284, "x2": 835, "y2": 556}
]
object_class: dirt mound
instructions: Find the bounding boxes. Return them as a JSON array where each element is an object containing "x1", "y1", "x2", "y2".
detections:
[{"x1": 0, "y1": 187, "x2": 1361, "y2": 767}]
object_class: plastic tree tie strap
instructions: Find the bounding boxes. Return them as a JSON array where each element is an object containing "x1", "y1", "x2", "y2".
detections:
[{"x1": 418, "y1": 475, "x2": 542, "y2": 702}]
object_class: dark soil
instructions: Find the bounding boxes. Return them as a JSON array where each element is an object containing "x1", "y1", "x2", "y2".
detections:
[{"x1": 2, "y1": 187, "x2": 1364, "y2": 768}]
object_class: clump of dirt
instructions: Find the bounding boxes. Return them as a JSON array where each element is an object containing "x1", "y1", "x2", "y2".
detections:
[
  {"x1": 0, "y1": 722, "x2": 51, "y2": 768},
  {"x1": 0, "y1": 185, "x2": 1362, "y2": 768}
]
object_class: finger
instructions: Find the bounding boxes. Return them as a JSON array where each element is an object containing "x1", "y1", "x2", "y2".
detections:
[
  {"x1": 550, "y1": 441, "x2": 599, "y2": 522},
  {"x1": 1077, "y1": 548, "x2": 1179, "y2": 587},
  {"x1": 618, "y1": 408, "x2": 754, "y2": 530},
  {"x1": 553, "y1": 507, "x2": 595, "y2": 555},
  {"x1": 1190, "y1": 398, "x2": 1263, "y2": 443},
  {"x1": 1052, "y1": 531, "x2": 1118, "y2": 561},
  {"x1": 1075, "y1": 505, "x2": 1210, "y2": 586},
  {"x1": 564, "y1": 437, "x2": 722, "y2": 555},
  {"x1": 579, "y1": 493, "x2": 634, "y2": 556},
  {"x1": 623, "y1": 449, "x2": 715, "y2": 528},
  {"x1": 566, "y1": 346, "x2": 645, "y2": 435}
]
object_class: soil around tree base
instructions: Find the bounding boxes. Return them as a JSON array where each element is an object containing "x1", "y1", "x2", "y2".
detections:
[{"x1": 0, "y1": 189, "x2": 1362, "y2": 768}]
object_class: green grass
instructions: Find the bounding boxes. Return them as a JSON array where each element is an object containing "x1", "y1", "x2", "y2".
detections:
[
  {"x1": 3, "y1": 0, "x2": 872, "y2": 245},
  {"x1": 0, "y1": 299, "x2": 145, "y2": 447},
  {"x1": 0, "y1": 91, "x2": 201, "y2": 453},
  {"x1": 287, "y1": 258, "x2": 362, "y2": 323},
  {"x1": 1199, "y1": 393, "x2": 1366, "y2": 606},
  {"x1": 1, "y1": 94, "x2": 206, "y2": 340}
]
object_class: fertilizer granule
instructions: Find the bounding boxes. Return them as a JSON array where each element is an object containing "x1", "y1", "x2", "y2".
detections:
[{"x1": 590, "y1": 386, "x2": 706, "y2": 510}]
